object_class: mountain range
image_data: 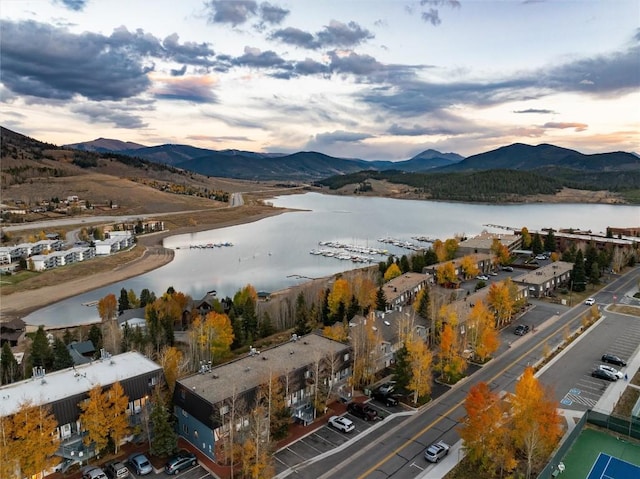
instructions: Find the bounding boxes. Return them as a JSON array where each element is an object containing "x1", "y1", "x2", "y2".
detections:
[{"x1": 64, "y1": 137, "x2": 639, "y2": 182}]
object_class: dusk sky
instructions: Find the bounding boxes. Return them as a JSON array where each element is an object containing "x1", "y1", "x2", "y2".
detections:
[{"x1": 2, "y1": 0, "x2": 639, "y2": 160}]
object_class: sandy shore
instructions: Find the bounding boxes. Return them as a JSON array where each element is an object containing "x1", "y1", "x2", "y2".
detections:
[{"x1": 0, "y1": 207, "x2": 289, "y2": 322}]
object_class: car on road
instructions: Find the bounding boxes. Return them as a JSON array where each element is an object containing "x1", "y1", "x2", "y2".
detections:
[
  {"x1": 501, "y1": 266, "x2": 514, "y2": 272},
  {"x1": 602, "y1": 354, "x2": 626, "y2": 367},
  {"x1": 476, "y1": 274, "x2": 489, "y2": 281},
  {"x1": 104, "y1": 460, "x2": 129, "y2": 479},
  {"x1": 128, "y1": 453, "x2": 153, "y2": 476},
  {"x1": 488, "y1": 270, "x2": 498, "y2": 276},
  {"x1": 599, "y1": 364, "x2": 624, "y2": 379},
  {"x1": 347, "y1": 402, "x2": 380, "y2": 421},
  {"x1": 514, "y1": 324, "x2": 530, "y2": 336},
  {"x1": 592, "y1": 368, "x2": 618, "y2": 381},
  {"x1": 372, "y1": 390, "x2": 399, "y2": 407},
  {"x1": 165, "y1": 450, "x2": 198, "y2": 475},
  {"x1": 424, "y1": 441, "x2": 450, "y2": 463},
  {"x1": 328, "y1": 415, "x2": 355, "y2": 433},
  {"x1": 585, "y1": 297, "x2": 595, "y2": 305},
  {"x1": 81, "y1": 466, "x2": 108, "y2": 479}
]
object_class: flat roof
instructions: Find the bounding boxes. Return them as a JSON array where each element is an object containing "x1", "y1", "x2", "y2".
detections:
[
  {"x1": 512, "y1": 261, "x2": 573, "y2": 285},
  {"x1": 459, "y1": 232, "x2": 520, "y2": 250},
  {"x1": 382, "y1": 272, "x2": 429, "y2": 302},
  {"x1": 0, "y1": 351, "x2": 161, "y2": 417},
  {"x1": 179, "y1": 333, "x2": 349, "y2": 405}
]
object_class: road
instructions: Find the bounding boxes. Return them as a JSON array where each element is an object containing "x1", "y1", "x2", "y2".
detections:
[{"x1": 276, "y1": 266, "x2": 640, "y2": 479}]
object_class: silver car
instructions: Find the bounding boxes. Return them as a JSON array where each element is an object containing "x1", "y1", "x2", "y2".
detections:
[{"x1": 128, "y1": 453, "x2": 153, "y2": 476}]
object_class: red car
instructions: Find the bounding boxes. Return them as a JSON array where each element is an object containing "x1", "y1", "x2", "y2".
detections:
[{"x1": 347, "y1": 402, "x2": 380, "y2": 421}]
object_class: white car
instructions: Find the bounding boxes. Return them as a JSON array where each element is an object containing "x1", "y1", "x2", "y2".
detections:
[
  {"x1": 476, "y1": 275, "x2": 489, "y2": 281},
  {"x1": 585, "y1": 298, "x2": 595, "y2": 305},
  {"x1": 599, "y1": 364, "x2": 624, "y2": 379},
  {"x1": 328, "y1": 415, "x2": 355, "y2": 433},
  {"x1": 425, "y1": 441, "x2": 450, "y2": 462}
]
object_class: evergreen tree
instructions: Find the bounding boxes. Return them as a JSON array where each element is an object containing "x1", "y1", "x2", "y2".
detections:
[
  {"x1": 572, "y1": 250, "x2": 587, "y2": 292},
  {"x1": 294, "y1": 292, "x2": 311, "y2": 336},
  {"x1": 411, "y1": 252, "x2": 426, "y2": 273},
  {"x1": 149, "y1": 388, "x2": 178, "y2": 457},
  {"x1": 416, "y1": 288, "x2": 430, "y2": 320},
  {"x1": 393, "y1": 345, "x2": 411, "y2": 391},
  {"x1": 400, "y1": 255, "x2": 411, "y2": 273},
  {"x1": 543, "y1": 230, "x2": 556, "y2": 252},
  {"x1": 139, "y1": 288, "x2": 155, "y2": 308},
  {"x1": 88, "y1": 324, "x2": 103, "y2": 353},
  {"x1": 375, "y1": 286, "x2": 387, "y2": 311},
  {"x1": 1, "y1": 342, "x2": 21, "y2": 384},
  {"x1": 531, "y1": 233, "x2": 543, "y2": 255},
  {"x1": 321, "y1": 288, "x2": 331, "y2": 326},
  {"x1": 423, "y1": 248, "x2": 438, "y2": 266},
  {"x1": 62, "y1": 328, "x2": 77, "y2": 345},
  {"x1": 28, "y1": 326, "x2": 53, "y2": 372},
  {"x1": 242, "y1": 299, "x2": 258, "y2": 344},
  {"x1": 118, "y1": 288, "x2": 130, "y2": 313},
  {"x1": 52, "y1": 337, "x2": 74, "y2": 371},
  {"x1": 585, "y1": 242, "x2": 599, "y2": 280},
  {"x1": 259, "y1": 312, "x2": 275, "y2": 338},
  {"x1": 347, "y1": 295, "x2": 360, "y2": 321}
]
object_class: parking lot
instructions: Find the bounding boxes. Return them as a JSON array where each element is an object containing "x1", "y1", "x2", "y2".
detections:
[
  {"x1": 273, "y1": 398, "x2": 404, "y2": 475},
  {"x1": 540, "y1": 307, "x2": 640, "y2": 411}
]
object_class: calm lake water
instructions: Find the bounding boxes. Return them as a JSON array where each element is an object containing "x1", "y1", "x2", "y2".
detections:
[{"x1": 24, "y1": 193, "x2": 639, "y2": 328}]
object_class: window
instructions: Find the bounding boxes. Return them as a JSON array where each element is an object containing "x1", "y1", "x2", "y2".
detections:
[
  {"x1": 219, "y1": 405, "x2": 229, "y2": 416},
  {"x1": 60, "y1": 423, "x2": 72, "y2": 439},
  {"x1": 148, "y1": 376, "x2": 158, "y2": 387},
  {"x1": 182, "y1": 424, "x2": 189, "y2": 434},
  {"x1": 344, "y1": 353, "x2": 349, "y2": 361}
]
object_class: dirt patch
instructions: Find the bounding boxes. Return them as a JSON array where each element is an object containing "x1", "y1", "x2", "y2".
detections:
[{"x1": 607, "y1": 304, "x2": 640, "y2": 317}]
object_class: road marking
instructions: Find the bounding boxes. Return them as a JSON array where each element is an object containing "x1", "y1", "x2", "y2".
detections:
[
  {"x1": 410, "y1": 462, "x2": 424, "y2": 471},
  {"x1": 561, "y1": 398, "x2": 573, "y2": 405},
  {"x1": 569, "y1": 388, "x2": 581, "y2": 395}
]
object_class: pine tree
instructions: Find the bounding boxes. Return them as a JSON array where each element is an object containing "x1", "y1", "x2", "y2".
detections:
[
  {"x1": 543, "y1": 230, "x2": 556, "y2": 252},
  {"x1": 88, "y1": 324, "x2": 103, "y2": 352},
  {"x1": 414, "y1": 288, "x2": 430, "y2": 320},
  {"x1": 118, "y1": 288, "x2": 130, "y2": 313},
  {"x1": 28, "y1": 326, "x2": 53, "y2": 372},
  {"x1": 1, "y1": 343, "x2": 21, "y2": 385},
  {"x1": 149, "y1": 388, "x2": 178, "y2": 457},
  {"x1": 375, "y1": 286, "x2": 387, "y2": 311},
  {"x1": 531, "y1": 233, "x2": 543, "y2": 255},
  {"x1": 52, "y1": 337, "x2": 74, "y2": 371},
  {"x1": 572, "y1": 250, "x2": 587, "y2": 292},
  {"x1": 294, "y1": 292, "x2": 311, "y2": 336},
  {"x1": 393, "y1": 345, "x2": 411, "y2": 391}
]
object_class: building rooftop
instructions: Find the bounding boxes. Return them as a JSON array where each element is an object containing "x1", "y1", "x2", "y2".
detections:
[
  {"x1": 458, "y1": 232, "x2": 521, "y2": 251},
  {"x1": 382, "y1": 272, "x2": 429, "y2": 303},
  {"x1": 513, "y1": 261, "x2": 573, "y2": 285},
  {"x1": 178, "y1": 333, "x2": 349, "y2": 405},
  {"x1": 0, "y1": 351, "x2": 161, "y2": 417}
]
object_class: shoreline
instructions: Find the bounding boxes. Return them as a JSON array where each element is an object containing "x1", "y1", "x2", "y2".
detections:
[{"x1": 0, "y1": 206, "x2": 290, "y2": 323}]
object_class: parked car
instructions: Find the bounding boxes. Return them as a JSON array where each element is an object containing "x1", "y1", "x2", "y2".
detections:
[
  {"x1": 502, "y1": 266, "x2": 514, "y2": 272},
  {"x1": 488, "y1": 270, "x2": 498, "y2": 276},
  {"x1": 372, "y1": 390, "x2": 399, "y2": 407},
  {"x1": 602, "y1": 354, "x2": 626, "y2": 367},
  {"x1": 104, "y1": 461, "x2": 129, "y2": 479},
  {"x1": 585, "y1": 298, "x2": 595, "y2": 306},
  {"x1": 82, "y1": 466, "x2": 108, "y2": 479},
  {"x1": 376, "y1": 381, "x2": 396, "y2": 395},
  {"x1": 165, "y1": 450, "x2": 198, "y2": 475},
  {"x1": 347, "y1": 402, "x2": 380, "y2": 421},
  {"x1": 424, "y1": 441, "x2": 450, "y2": 463},
  {"x1": 514, "y1": 324, "x2": 530, "y2": 336},
  {"x1": 592, "y1": 368, "x2": 617, "y2": 381},
  {"x1": 128, "y1": 453, "x2": 153, "y2": 476},
  {"x1": 328, "y1": 415, "x2": 355, "y2": 433},
  {"x1": 476, "y1": 274, "x2": 489, "y2": 281},
  {"x1": 599, "y1": 364, "x2": 624, "y2": 379}
]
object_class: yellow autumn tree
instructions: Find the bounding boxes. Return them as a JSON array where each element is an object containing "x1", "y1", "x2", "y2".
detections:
[
  {"x1": 351, "y1": 275, "x2": 378, "y2": 312},
  {"x1": 12, "y1": 401, "x2": 60, "y2": 478},
  {"x1": 327, "y1": 278, "x2": 351, "y2": 319},
  {"x1": 207, "y1": 311, "x2": 235, "y2": 362},
  {"x1": 491, "y1": 238, "x2": 511, "y2": 266},
  {"x1": 322, "y1": 321, "x2": 348, "y2": 342},
  {"x1": 438, "y1": 307, "x2": 466, "y2": 384},
  {"x1": 467, "y1": 300, "x2": 500, "y2": 362},
  {"x1": 511, "y1": 367, "x2": 563, "y2": 479},
  {"x1": 406, "y1": 336, "x2": 433, "y2": 404},
  {"x1": 459, "y1": 255, "x2": 480, "y2": 279},
  {"x1": 0, "y1": 413, "x2": 17, "y2": 479},
  {"x1": 486, "y1": 279, "x2": 516, "y2": 327},
  {"x1": 80, "y1": 385, "x2": 110, "y2": 454},
  {"x1": 97, "y1": 293, "x2": 117, "y2": 322},
  {"x1": 383, "y1": 263, "x2": 402, "y2": 282},
  {"x1": 106, "y1": 381, "x2": 130, "y2": 454},
  {"x1": 351, "y1": 314, "x2": 382, "y2": 389},
  {"x1": 160, "y1": 346, "x2": 184, "y2": 396},
  {"x1": 435, "y1": 262, "x2": 457, "y2": 286},
  {"x1": 444, "y1": 238, "x2": 459, "y2": 260},
  {"x1": 520, "y1": 227, "x2": 532, "y2": 249}
]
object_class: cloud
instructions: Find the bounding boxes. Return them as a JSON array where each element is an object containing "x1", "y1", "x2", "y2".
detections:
[
  {"x1": 56, "y1": 0, "x2": 88, "y2": 11},
  {"x1": 542, "y1": 122, "x2": 588, "y2": 132},
  {"x1": 317, "y1": 20, "x2": 374, "y2": 48},
  {"x1": 305, "y1": 130, "x2": 375, "y2": 151},
  {"x1": 71, "y1": 101, "x2": 150, "y2": 129},
  {"x1": 259, "y1": 2, "x2": 290, "y2": 25},
  {"x1": 514, "y1": 108, "x2": 556, "y2": 114},
  {"x1": 232, "y1": 46, "x2": 288, "y2": 68},
  {"x1": 327, "y1": 50, "x2": 384, "y2": 76},
  {"x1": 269, "y1": 27, "x2": 318, "y2": 49},
  {"x1": 171, "y1": 65, "x2": 188, "y2": 77},
  {"x1": 153, "y1": 76, "x2": 219, "y2": 103},
  {"x1": 387, "y1": 123, "x2": 455, "y2": 136},
  {"x1": 205, "y1": 0, "x2": 258, "y2": 26},
  {"x1": 412, "y1": 1, "x2": 461, "y2": 27},
  {"x1": 0, "y1": 20, "x2": 152, "y2": 101}
]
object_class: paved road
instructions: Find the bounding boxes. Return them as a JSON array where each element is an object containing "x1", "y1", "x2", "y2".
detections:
[{"x1": 276, "y1": 266, "x2": 640, "y2": 479}]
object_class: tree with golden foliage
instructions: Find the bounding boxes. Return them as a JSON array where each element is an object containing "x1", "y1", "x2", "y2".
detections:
[
  {"x1": 486, "y1": 278, "x2": 517, "y2": 327},
  {"x1": 189, "y1": 311, "x2": 235, "y2": 367},
  {"x1": 406, "y1": 336, "x2": 433, "y2": 404},
  {"x1": 80, "y1": 385, "x2": 110, "y2": 454},
  {"x1": 435, "y1": 262, "x2": 457, "y2": 286},
  {"x1": 437, "y1": 306, "x2": 466, "y2": 383},
  {"x1": 351, "y1": 274, "x2": 378, "y2": 312},
  {"x1": 458, "y1": 382, "x2": 517, "y2": 476},
  {"x1": 160, "y1": 346, "x2": 184, "y2": 396},
  {"x1": 0, "y1": 413, "x2": 17, "y2": 479},
  {"x1": 444, "y1": 238, "x2": 459, "y2": 260},
  {"x1": 512, "y1": 367, "x2": 563, "y2": 479},
  {"x1": 106, "y1": 381, "x2": 130, "y2": 454},
  {"x1": 351, "y1": 314, "x2": 382, "y2": 389},
  {"x1": 459, "y1": 255, "x2": 480, "y2": 279},
  {"x1": 491, "y1": 238, "x2": 511, "y2": 266},
  {"x1": 97, "y1": 293, "x2": 117, "y2": 322},
  {"x1": 322, "y1": 321, "x2": 348, "y2": 342},
  {"x1": 383, "y1": 262, "x2": 402, "y2": 282},
  {"x1": 11, "y1": 401, "x2": 60, "y2": 478},
  {"x1": 520, "y1": 227, "x2": 532, "y2": 249},
  {"x1": 467, "y1": 300, "x2": 500, "y2": 362},
  {"x1": 327, "y1": 278, "x2": 351, "y2": 321}
]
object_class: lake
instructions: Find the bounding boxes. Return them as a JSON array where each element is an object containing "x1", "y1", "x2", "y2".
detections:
[{"x1": 23, "y1": 193, "x2": 639, "y2": 328}]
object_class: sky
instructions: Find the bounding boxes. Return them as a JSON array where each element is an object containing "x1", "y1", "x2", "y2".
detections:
[{"x1": 1, "y1": 0, "x2": 639, "y2": 160}]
